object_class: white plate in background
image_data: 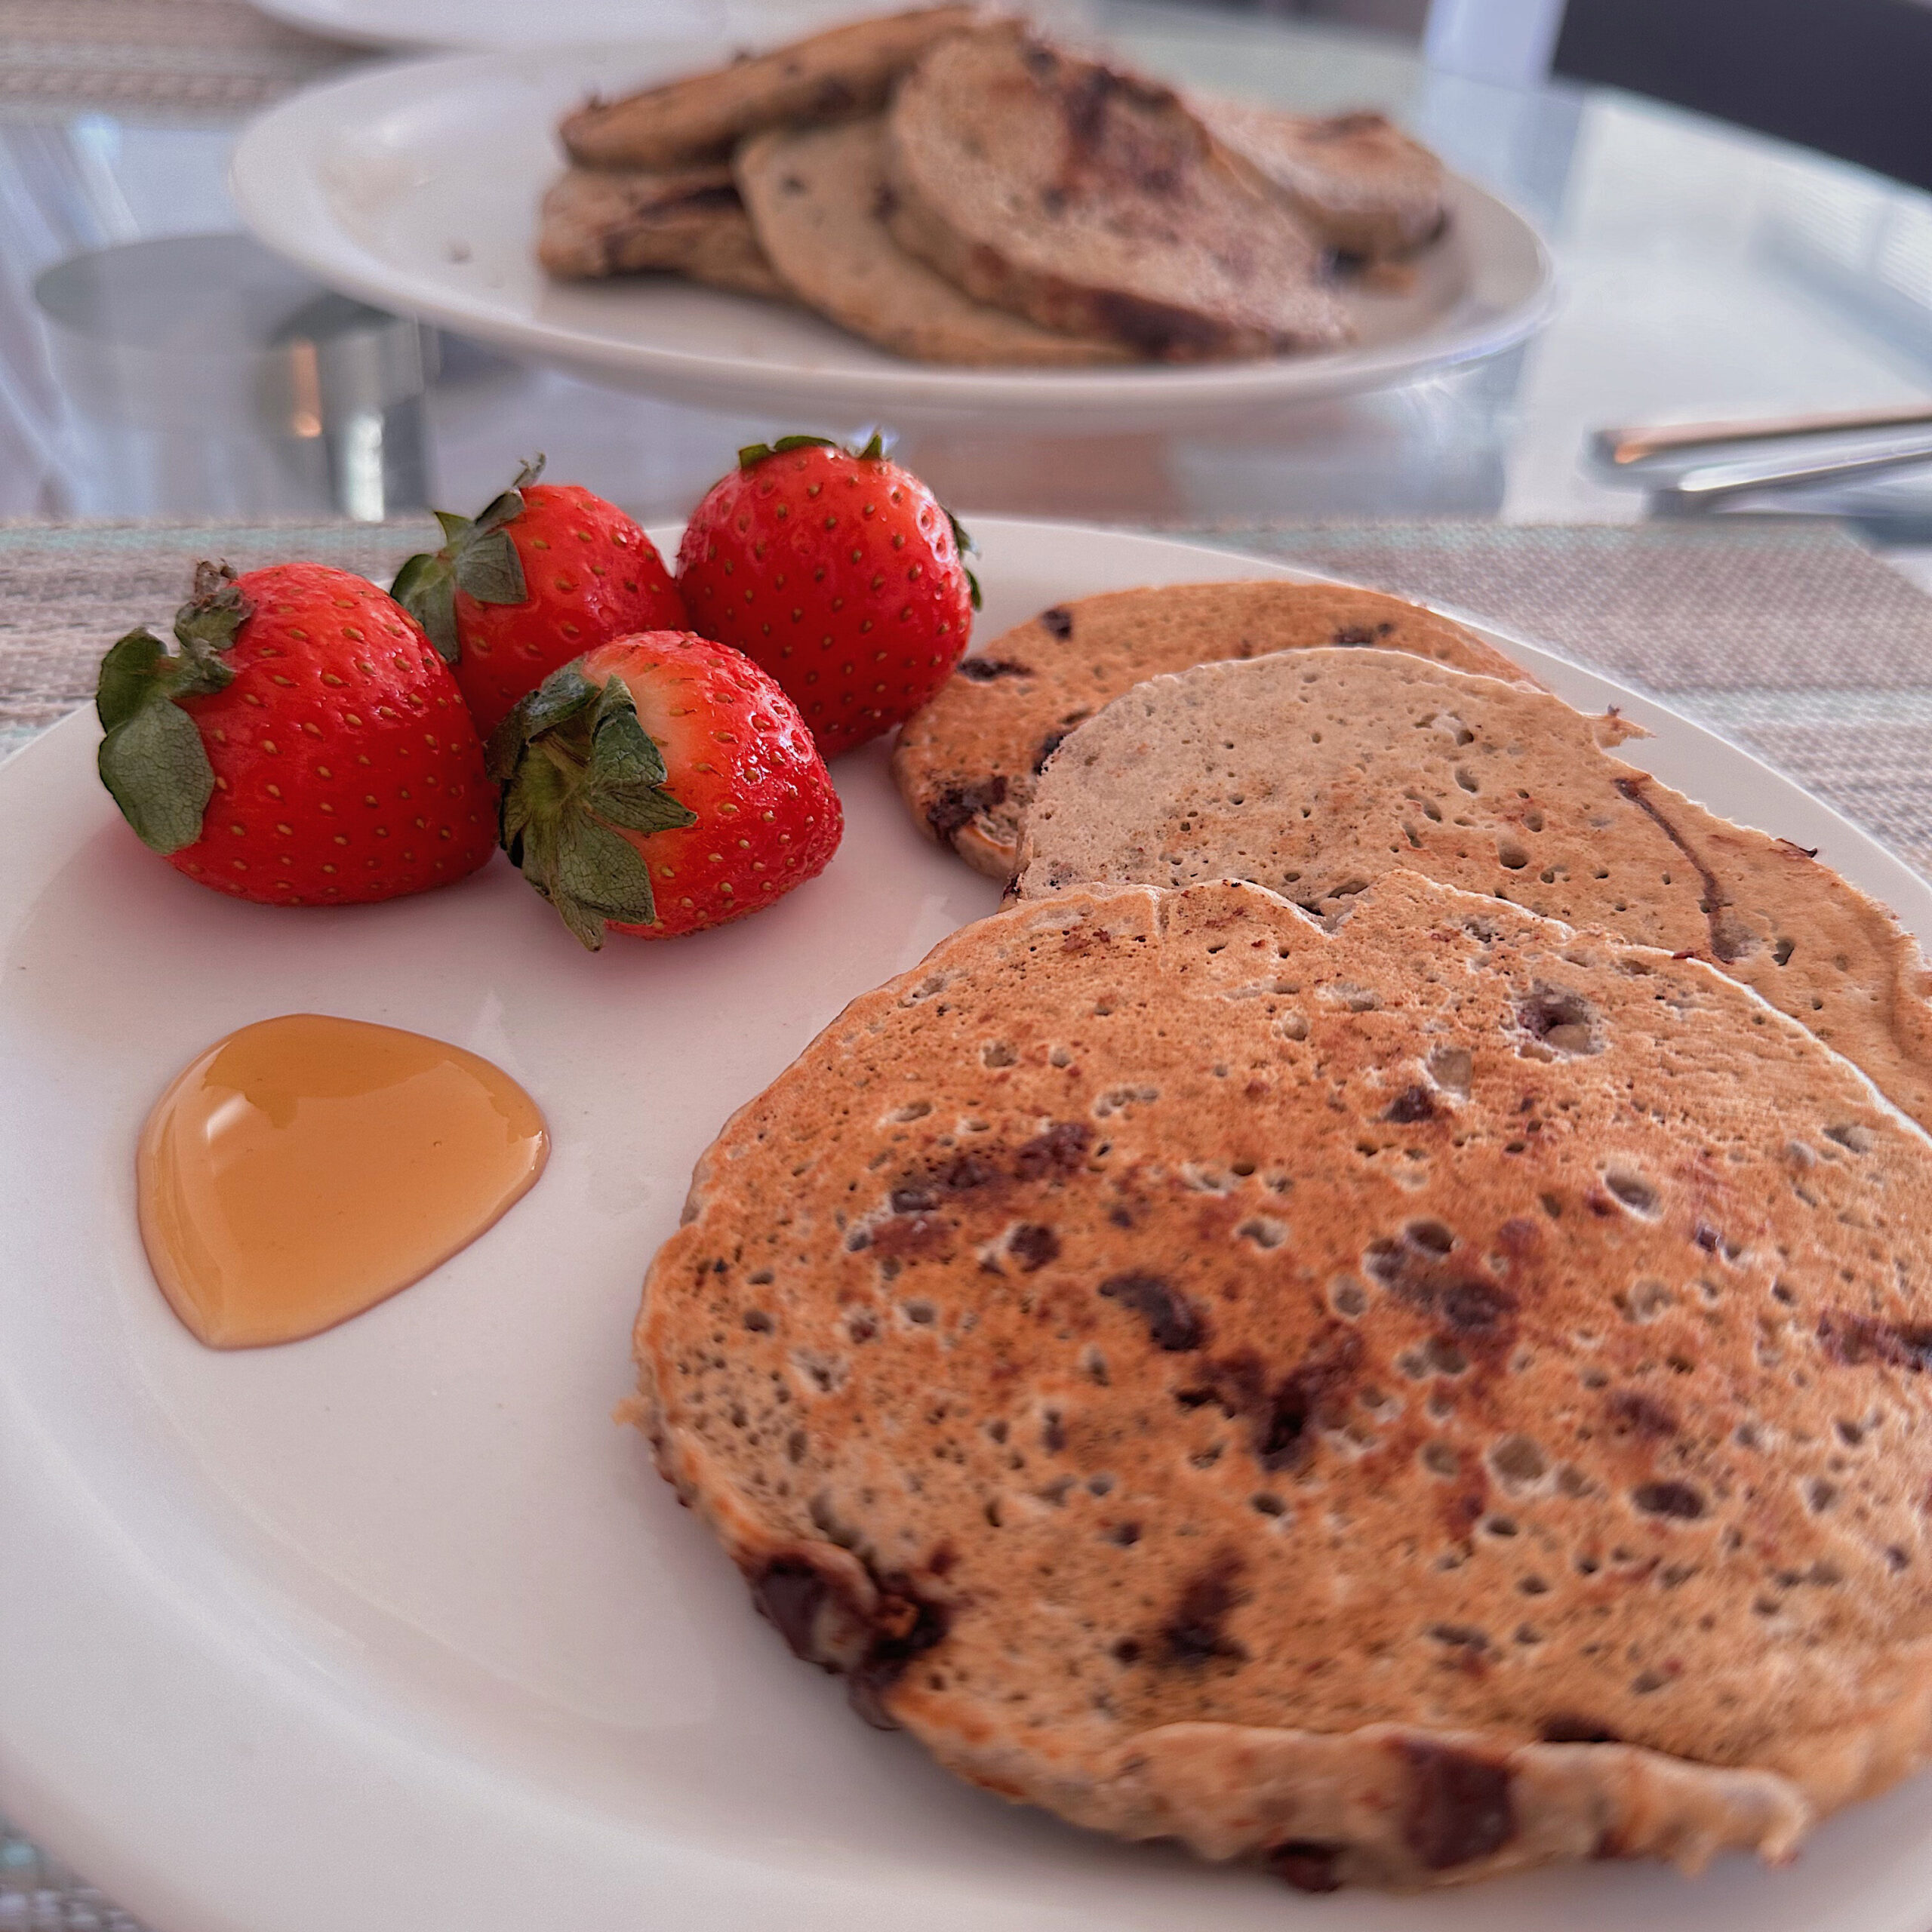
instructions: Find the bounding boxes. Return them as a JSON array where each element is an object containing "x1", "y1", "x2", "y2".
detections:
[
  {"x1": 5, "y1": 521, "x2": 1931, "y2": 1932},
  {"x1": 228, "y1": 38, "x2": 1555, "y2": 433}
]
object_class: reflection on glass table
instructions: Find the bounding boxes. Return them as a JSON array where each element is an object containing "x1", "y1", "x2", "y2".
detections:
[{"x1": 0, "y1": 6, "x2": 1929, "y2": 531}]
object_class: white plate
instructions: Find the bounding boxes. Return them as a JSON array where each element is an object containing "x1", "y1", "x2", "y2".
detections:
[
  {"x1": 5, "y1": 521, "x2": 1932, "y2": 1932},
  {"x1": 226, "y1": 40, "x2": 1556, "y2": 432},
  {"x1": 255, "y1": 0, "x2": 953, "y2": 52}
]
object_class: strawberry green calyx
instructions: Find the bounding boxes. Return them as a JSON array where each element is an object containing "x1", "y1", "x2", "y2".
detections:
[
  {"x1": 392, "y1": 454, "x2": 543, "y2": 661},
  {"x1": 94, "y1": 560, "x2": 245, "y2": 854},
  {"x1": 944, "y1": 506, "x2": 983, "y2": 611},
  {"x1": 734, "y1": 427, "x2": 893, "y2": 469},
  {"x1": 490, "y1": 664, "x2": 698, "y2": 951}
]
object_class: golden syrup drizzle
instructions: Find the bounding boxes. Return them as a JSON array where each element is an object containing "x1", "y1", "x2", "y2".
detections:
[{"x1": 137, "y1": 1013, "x2": 548, "y2": 1349}]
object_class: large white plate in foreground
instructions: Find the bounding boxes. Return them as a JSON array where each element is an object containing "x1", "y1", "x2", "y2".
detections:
[
  {"x1": 227, "y1": 39, "x2": 1555, "y2": 432},
  {"x1": 5, "y1": 522, "x2": 1932, "y2": 1932}
]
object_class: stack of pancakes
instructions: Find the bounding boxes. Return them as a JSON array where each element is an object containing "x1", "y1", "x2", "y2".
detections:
[
  {"x1": 540, "y1": 8, "x2": 1447, "y2": 364},
  {"x1": 635, "y1": 578, "x2": 1932, "y2": 1891}
]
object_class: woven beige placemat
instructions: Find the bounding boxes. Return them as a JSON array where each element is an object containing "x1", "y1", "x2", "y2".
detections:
[
  {"x1": 0, "y1": 0, "x2": 363, "y2": 122},
  {"x1": 6, "y1": 513, "x2": 1932, "y2": 1932}
]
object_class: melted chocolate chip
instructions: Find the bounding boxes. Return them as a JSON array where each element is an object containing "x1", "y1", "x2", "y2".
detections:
[
  {"x1": 1179, "y1": 1332, "x2": 1361, "y2": 1475},
  {"x1": 1398, "y1": 1740, "x2": 1515, "y2": 1869},
  {"x1": 652, "y1": 182, "x2": 743, "y2": 214},
  {"x1": 1383, "y1": 1084, "x2": 1437, "y2": 1123},
  {"x1": 1539, "y1": 1714, "x2": 1622, "y2": 1744},
  {"x1": 1010, "y1": 1223, "x2": 1060, "y2": 1272},
  {"x1": 932, "y1": 1152, "x2": 1001, "y2": 1195},
  {"x1": 1268, "y1": 1842, "x2": 1343, "y2": 1893},
  {"x1": 1091, "y1": 288, "x2": 1226, "y2": 360},
  {"x1": 752, "y1": 1558, "x2": 834, "y2": 1661},
  {"x1": 1099, "y1": 1272, "x2": 1205, "y2": 1351},
  {"x1": 848, "y1": 1586, "x2": 949, "y2": 1730},
  {"x1": 1161, "y1": 1554, "x2": 1247, "y2": 1665},
  {"x1": 925, "y1": 775, "x2": 1008, "y2": 848},
  {"x1": 1632, "y1": 1480, "x2": 1705, "y2": 1519},
  {"x1": 1015, "y1": 1120, "x2": 1091, "y2": 1180},
  {"x1": 1331, "y1": 625, "x2": 1376, "y2": 645},
  {"x1": 956, "y1": 657, "x2": 1032, "y2": 682},
  {"x1": 1365, "y1": 1225, "x2": 1519, "y2": 1355},
  {"x1": 1606, "y1": 1390, "x2": 1678, "y2": 1438},
  {"x1": 1038, "y1": 605, "x2": 1075, "y2": 640},
  {"x1": 1031, "y1": 727, "x2": 1072, "y2": 774},
  {"x1": 1818, "y1": 1310, "x2": 1932, "y2": 1372}
]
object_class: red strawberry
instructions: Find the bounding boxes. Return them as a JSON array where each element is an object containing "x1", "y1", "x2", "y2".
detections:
[
  {"x1": 392, "y1": 457, "x2": 686, "y2": 737},
  {"x1": 675, "y1": 433, "x2": 978, "y2": 759},
  {"x1": 489, "y1": 631, "x2": 841, "y2": 947},
  {"x1": 94, "y1": 561, "x2": 496, "y2": 906}
]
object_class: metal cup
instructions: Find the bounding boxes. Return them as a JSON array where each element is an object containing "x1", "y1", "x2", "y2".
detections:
[{"x1": 34, "y1": 232, "x2": 432, "y2": 521}]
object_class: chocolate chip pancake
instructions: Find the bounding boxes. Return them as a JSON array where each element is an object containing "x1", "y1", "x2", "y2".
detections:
[
  {"x1": 537, "y1": 165, "x2": 786, "y2": 297},
  {"x1": 891, "y1": 580, "x2": 1531, "y2": 879},
  {"x1": 636, "y1": 871, "x2": 1932, "y2": 1890},
  {"x1": 881, "y1": 23, "x2": 1352, "y2": 362},
  {"x1": 735, "y1": 118, "x2": 1130, "y2": 365},
  {"x1": 1015, "y1": 648, "x2": 1932, "y2": 1140},
  {"x1": 559, "y1": 7, "x2": 978, "y2": 169}
]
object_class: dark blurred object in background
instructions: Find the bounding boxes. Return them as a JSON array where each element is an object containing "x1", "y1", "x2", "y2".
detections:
[{"x1": 1555, "y1": 0, "x2": 1932, "y2": 192}]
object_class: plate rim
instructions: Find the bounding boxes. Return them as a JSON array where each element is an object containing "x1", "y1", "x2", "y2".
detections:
[
  {"x1": 224, "y1": 41, "x2": 1558, "y2": 428},
  {"x1": 5, "y1": 515, "x2": 1930, "y2": 1932}
]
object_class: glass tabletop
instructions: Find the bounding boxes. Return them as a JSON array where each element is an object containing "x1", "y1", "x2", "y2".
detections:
[{"x1": 1, "y1": 2, "x2": 1930, "y2": 532}]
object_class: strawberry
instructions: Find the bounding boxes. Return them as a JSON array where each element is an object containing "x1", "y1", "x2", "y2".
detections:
[
  {"x1": 392, "y1": 457, "x2": 687, "y2": 737},
  {"x1": 675, "y1": 433, "x2": 979, "y2": 759},
  {"x1": 94, "y1": 561, "x2": 496, "y2": 906},
  {"x1": 488, "y1": 631, "x2": 841, "y2": 947}
]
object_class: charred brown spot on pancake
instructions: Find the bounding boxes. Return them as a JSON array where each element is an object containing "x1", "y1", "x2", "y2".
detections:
[
  {"x1": 1632, "y1": 1480, "x2": 1706, "y2": 1519},
  {"x1": 872, "y1": 1210, "x2": 949, "y2": 1263},
  {"x1": 1397, "y1": 1739, "x2": 1515, "y2": 1869},
  {"x1": 1818, "y1": 1310, "x2": 1932, "y2": 1371},
  {"x1": 1515, "y1": 983, "x2": 1598, "y2": 1054},
  {"x1": 1540, "y1": 1713, "x2": 1622, "y2": 1743},
  {"x1": 1010, "y1": 1223, "x2": 1060, "y2": 1272},
  {"x1": 926, "y1": 775, "x2": 1008, "y2": 848},
  {"x1": 1016, "y1": 1120, "x2": 1091, "y2": 1180},
  {"x1": 1267, "y1": 1842, "x2": 1343, "y2": 1893},
  {"x1": 1161, "y1": 1552, "x2": 1247, "y2": 1665},
  {"x1": 956, "y1": 657, "x2": 1032, "y2": 682},
  {"x1": 1606, "y1": 1390, "x2": 1678, "y2": 1438},
  {"x1": 1331, "y1": 620, "x2": 1396, "y2": 645},
  {"x1": 1383, "y1": 1084, "x2": 1435, "y2": 1123},
  {"x1": 1100, "y1": 1272, "x2": 1205, "y2": 1350},
  {"x1": 1038, "y1": 604, "x2": 1074, "y2": 640}
]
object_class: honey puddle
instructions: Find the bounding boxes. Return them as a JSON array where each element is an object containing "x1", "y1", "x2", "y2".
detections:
[{"x1": 138, "y1": 1013, "x2": 548, "y2": 1349}]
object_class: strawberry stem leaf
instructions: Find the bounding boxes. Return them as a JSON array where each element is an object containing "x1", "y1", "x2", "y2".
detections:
[
  {"x1": 93, "y1": 570, "x2": 245, "y2": 855},
  {"x1": 737, "y1": 433, "x2": 839, "y2": 469},
  {"x1": 393, "y1": 461, "x2": 539, "y2": 660},
  {"x1": 943, "y1": 507, "x2": 983, "y2": 611},
  {"x1": 492, "y1": 666, "x2": 697, "y2": 949}
]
